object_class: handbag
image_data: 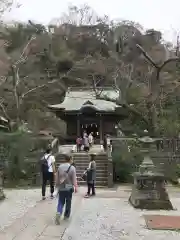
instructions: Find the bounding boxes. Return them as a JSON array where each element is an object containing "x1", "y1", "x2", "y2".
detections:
[
  {"x1": 81, "y1": 170, "x2": 87, "y2": 181},
  {"x1": 59, "y1": 165, "x2": 73, "y2": 191}
]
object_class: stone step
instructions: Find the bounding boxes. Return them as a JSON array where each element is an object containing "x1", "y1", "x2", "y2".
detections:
[
  {"x1": 56, "y1": 154, "x2": 107, "y2": 160},
  {"x1": 55, "y1": 165, "x2": 108, "y2": 173},
  {"x1": 77, "y1": 180, "x2": 108, "y2": 186},
  {"x1": 73, "y1": 159, "x2": 107, "y2": 163},
  {"x1": 73, "y1": 152, "x2": 106, "y2": 155},
  {"x1": 70, "y1": 164, "x2": 108, "y2": 170},
  {"x1": 55, "y1": 151, "x2": 109, "y2": 187},
  {"x1": 73, "y1": 161, "x2": 108, "y2": 165},
  {"x1": 73, "y1": 155, "x2": 107, "y2": 160},
  {"x1": 77, "y1": 175, "x2": 108, "y2": 181},
  {"x1": 76, "y1": 168, "x2": 107, "y2": 173},
  {"x1": 76, "y1": 171, "x2": 107, "y2": 178},
  {"x1": 56, "y1": 160, "x2": 108, "y2": 165}
]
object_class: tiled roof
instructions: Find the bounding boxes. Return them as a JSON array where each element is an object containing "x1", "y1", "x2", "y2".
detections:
[{"x1": 49, "y1": 88, "x2": 120, "y2": 112}]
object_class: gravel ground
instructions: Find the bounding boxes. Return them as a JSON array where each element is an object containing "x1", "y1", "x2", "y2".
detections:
[
  {"x1": 62, "y1": 197, "x2": 180, "y2": 240},
  {"x1": 0, "y1": 188, "x2": 41, "y2": 231},
  {"x1": 1, "y1": 187, "x2": 180, "y2": 239},
  {"x1": 0, "y1": 187, "x2": 116, "y2": 232}
]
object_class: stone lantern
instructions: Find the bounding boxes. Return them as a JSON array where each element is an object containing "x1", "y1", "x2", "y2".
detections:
[{"x1": 129, "y1": 136, "x2": 173, "y2": 210}]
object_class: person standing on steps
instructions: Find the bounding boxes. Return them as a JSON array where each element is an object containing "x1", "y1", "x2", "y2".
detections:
[
  {"x1": 106, "y1": 134, "x2": 112, "y2": 152},
  {"x1": 76, "y1": 136, "x2": 82, "y2": 152},
  {"x1": 84, "y1": 133, "x2": 89, "y2": 152},
  {"x1": 55, "y1": 154, "x2": 77, "y2": 225},
  {"x1": 88, "y1": 132, "x2": 94, "y2": 149},
  {"x1": 103, "y1": 134, "x2": 107, "y2": 151},
  {"x1": 41, "y1": 148, "x2": 56, "y2": 200},
  {"x1": 84, "y1": 154, "x2": 96, "y2": 198}
]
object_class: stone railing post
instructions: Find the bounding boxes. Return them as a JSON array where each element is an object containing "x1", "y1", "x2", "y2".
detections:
[{"x1": 107, "y1": 145, "x2": 113, "y2": 188}]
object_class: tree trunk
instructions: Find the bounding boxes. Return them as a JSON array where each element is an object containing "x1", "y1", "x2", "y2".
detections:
[{"x1": 0, "y1": 170, "x2": 5, "y2": 200}]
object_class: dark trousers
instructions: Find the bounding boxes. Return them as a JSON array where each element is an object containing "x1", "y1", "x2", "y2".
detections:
[
  {"x1": 57, "y1": 190, "x2": 73, "y2": 217},
  {"x1": 42, "y1": 172, "x2": 54, "y2": 197},
  {"x1": 103, "y1": 144, "x2": 107, "y2": 151},
  {"x1": 77, "y1": 144, "x2": 81, "y2": 152},
  {"x1": 87, "y1": 181, "x2": 95, "y2": 195}
]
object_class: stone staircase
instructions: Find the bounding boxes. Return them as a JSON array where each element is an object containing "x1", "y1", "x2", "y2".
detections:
[{"x1": 55, "y1": 151, "x2": 108, "y2": 187}]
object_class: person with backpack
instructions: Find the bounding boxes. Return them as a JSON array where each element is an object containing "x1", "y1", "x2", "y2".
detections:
[
  {"x1": 55, "y1": 154, "x2": 77, "y2": 225},
  {"x1": 41, "y1": 148, "x2": 56, "y2": 200}
]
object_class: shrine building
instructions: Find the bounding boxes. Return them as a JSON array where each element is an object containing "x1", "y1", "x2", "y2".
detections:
[{"x1": 48, "y1": 87, "x2": 128, "y2": 143}]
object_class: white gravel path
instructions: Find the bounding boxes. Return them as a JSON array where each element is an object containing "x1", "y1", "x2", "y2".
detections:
[
  {"x1": 1, "y1": 187, "x2": 180, "y2": 239},
  {"x1": 0, "y1": 188, "x2": 41, "y2": 231},
  {"x1": 62, "y1": 197, "x2": 180, "y2": 240}
]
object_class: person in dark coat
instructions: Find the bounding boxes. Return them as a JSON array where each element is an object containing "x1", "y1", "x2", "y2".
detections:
[
  {"x1": 103, "y1": 134, "x2": 107, "y2": 151},
  {"x1": 84, "y1": 154, "x2": 96, "y2": 198}
]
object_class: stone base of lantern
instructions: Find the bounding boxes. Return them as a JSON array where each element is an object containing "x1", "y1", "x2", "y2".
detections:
[{"x1": 129, "y1": 185, "x2": 173, "y2": 210}]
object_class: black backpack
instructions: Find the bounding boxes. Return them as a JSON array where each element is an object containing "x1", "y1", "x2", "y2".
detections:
[{"x1": 41, "y1": 154, "x2": 52, "y2": 173}]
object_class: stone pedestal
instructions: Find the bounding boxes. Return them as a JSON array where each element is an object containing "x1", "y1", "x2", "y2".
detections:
[
  {"x1": 129, "y1": 136, "x2": 173, "y2": 210},
  {"x1": 129, "y1": 173, "x2": 173, "y2": 210}
]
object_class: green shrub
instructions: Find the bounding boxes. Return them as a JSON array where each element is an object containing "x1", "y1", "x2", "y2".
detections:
[
  {"x1": 0, "y1": 131, "x2": 50, "y2": 187},
  {"x1": 112, "y1": 140, "x2": 143, "y2": 183}
]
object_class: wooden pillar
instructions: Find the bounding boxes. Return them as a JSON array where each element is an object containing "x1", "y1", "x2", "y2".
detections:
[
  {"x1": 77, "y1": 115, "x2": 80, "y2": 136},
  {"x1": 99, "y1": 114, "x2": 103, "y2": 143}
]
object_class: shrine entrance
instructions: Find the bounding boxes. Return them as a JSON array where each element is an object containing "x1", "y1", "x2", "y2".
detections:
[{"x1": 81, "y1": 122, "x2": 99, "y2": 137}]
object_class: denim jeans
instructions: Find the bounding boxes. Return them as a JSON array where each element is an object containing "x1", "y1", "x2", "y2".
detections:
[{"x1": 57, "y1": 189, "x2": 73, "y2": 218}]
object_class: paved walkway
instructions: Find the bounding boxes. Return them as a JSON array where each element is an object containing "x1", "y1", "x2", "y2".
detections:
[{"x1": 1, "y1": 186, "x2": 180, "y2": 239}]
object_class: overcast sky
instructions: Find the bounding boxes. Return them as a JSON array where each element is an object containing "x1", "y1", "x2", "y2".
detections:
[{"x1": 4, "y1": 0, "x2": 180, "y2": 42}]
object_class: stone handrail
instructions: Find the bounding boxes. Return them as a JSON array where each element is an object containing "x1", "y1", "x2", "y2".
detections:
[
  {"x1": 51, "y1": 137, "x2": 59, "y2": 148},
  {"x1": 50, "y1": 137, "x2": 59, "y2": 155}
]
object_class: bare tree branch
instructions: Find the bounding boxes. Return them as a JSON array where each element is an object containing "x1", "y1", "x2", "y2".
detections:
[
  {"x1": 136, "y1": 44, "x2": 180, "y2": 81},
  {"x1": 20, "y1": 57, "x2": 90, "y2": 100},
  {"x1": 176, "y1": 35, "x2": 179, "y2": 57},
  {"x1": 95, "y1": 94, "x2": 149, "y2": 125},
  {"x1": 157, "y1": 57, "x2": 180, "y2": 81},
  {"x1": 92, "y1": 74, "x2": 104, "y2": 96},
  {"x1": 136, "y1": 44, "x2": 158, "y2": 68},
  {"x1": 136, "y1": 43, "x2": 180, "y2": 135}
]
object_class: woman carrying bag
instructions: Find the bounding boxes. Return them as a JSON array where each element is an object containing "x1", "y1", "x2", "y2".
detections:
[{"x1": 84, "y1": 154, "x2": 96, "y2": 198}]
